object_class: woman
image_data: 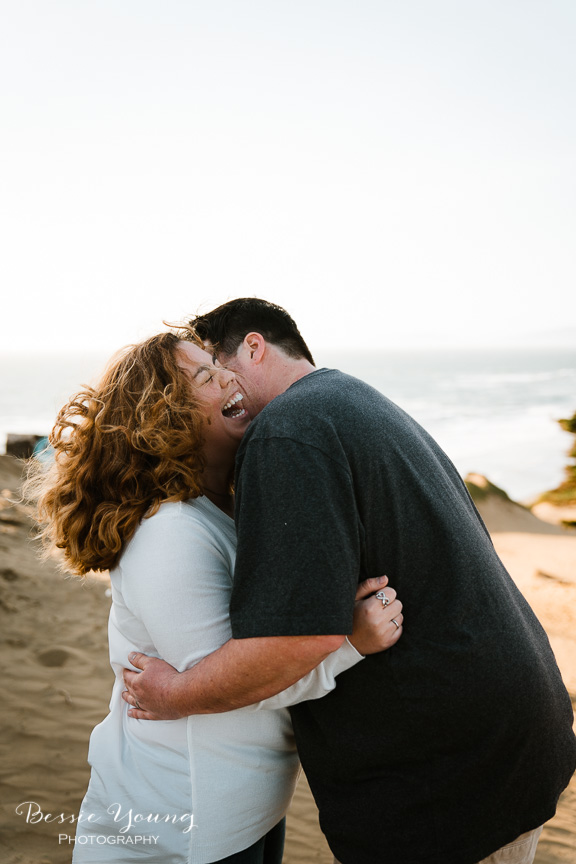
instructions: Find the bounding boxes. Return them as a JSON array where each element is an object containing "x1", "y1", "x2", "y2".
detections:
[{"x1": 29, "y1": 331, "x2": 403, "y2": 864}]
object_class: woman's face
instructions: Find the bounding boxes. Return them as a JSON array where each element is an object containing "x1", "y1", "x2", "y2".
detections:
[{"x1": 176, "y1": 342, "x2": 251, "y2": 453}]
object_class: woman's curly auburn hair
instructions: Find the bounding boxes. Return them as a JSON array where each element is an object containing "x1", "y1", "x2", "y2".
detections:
[{"x1": 27, "y1": 331, "x2": 208, "y2": 576}]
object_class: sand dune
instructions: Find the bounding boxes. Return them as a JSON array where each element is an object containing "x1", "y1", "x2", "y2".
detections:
[{"x1": 1, "y1": 456, "x2": 574, "y2": 864}]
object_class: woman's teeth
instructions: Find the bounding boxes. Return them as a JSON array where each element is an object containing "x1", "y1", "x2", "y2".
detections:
[{"x1": 222, "y1": 393, "x2": 246, "y2": 418}]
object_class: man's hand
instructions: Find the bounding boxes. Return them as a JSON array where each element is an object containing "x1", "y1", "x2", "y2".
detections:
[{"x1": 122, "y1": 655, "x2": 183, "y2": 720}]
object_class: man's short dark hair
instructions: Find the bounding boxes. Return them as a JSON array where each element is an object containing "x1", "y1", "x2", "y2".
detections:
[{"x1": 190, "y1": 298, "x2": 315, "y2": 365}]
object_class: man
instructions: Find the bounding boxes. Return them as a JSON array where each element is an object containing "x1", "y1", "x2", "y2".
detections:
[{"x1": 124, "y1": 298, "x2": 576, "y2": 864}]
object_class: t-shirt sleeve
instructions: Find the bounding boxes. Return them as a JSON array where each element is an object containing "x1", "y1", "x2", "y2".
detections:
[{"x1": 231, "y1": 436, "x2": 363, "y2": 638}]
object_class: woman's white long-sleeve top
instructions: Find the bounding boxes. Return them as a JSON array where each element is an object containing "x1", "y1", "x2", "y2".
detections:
[{"x1": 73, "y1": 497, "x2": 362, "y2": 863}]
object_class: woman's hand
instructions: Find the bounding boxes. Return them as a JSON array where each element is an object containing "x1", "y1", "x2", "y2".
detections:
[{"x1": 348, "y1": 575, "x2": 403, "y2": 655}]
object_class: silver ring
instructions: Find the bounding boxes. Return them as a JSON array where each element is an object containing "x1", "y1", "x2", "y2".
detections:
[
  {"x1": 133, "y1": 698, "x2": 141, "y2": 710},
  {"x1": 375, "y1": 590, "x2": 390, "y2": 607},
  {"x1": 391, "y1": 618, "x2": 400, "y2": 630}
]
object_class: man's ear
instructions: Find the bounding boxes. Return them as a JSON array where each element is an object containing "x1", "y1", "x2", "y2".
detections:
[{"x1": 243, "y1": 332, "x2": 266, "y2": 364}]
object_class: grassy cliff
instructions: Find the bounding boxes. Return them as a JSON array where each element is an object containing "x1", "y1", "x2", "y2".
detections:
[{"x1": 539, "y1": 411, "x2": 576, "y2": 505}]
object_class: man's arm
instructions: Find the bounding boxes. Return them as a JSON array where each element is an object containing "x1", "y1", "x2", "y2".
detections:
[
  {"x1": 122, "y1": 575, "x2": 403, "y2": 719},
  {"x1": 123, "y1": 633, "x2": 344, "y2": 720}
]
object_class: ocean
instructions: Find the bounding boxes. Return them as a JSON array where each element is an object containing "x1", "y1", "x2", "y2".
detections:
[{"x1": 1, "y1": 347, "x2": 575, "y2": 502}]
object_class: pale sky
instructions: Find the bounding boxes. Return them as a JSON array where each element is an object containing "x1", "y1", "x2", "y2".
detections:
[{"x1": 1, "y1": 1, "x2": 575, "y2": 354}]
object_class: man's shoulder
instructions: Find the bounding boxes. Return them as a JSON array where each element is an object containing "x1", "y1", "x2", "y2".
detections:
[
  {"x1": 246, "y1": 369, "x2": 348, "y2": 440},
  {"x1": 259, "y1": 367, "x2": 370, "y2": 419},
  {"x1": 236, "y1": 367, "x2": 393, "y2": 476},
  {"x1": 272, "y1": 367, "x2": 346, "y2": 404},
  {"x1": 249, "y1": 367, "x2": 394, "y2": 437}
]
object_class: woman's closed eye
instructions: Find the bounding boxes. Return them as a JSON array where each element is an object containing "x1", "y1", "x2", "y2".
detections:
[{"x1": 192, "y1": 365, "x2": 217, "y2": 387}]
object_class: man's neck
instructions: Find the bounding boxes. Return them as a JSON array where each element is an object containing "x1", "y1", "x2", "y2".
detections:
[{"x1": 264, "y1": 358, "x2": 316, "y2": 402}]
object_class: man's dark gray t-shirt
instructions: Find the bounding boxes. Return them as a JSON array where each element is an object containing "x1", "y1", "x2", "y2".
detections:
[{"x1": 231, "y1": 368, "x2": 576, "y2": 864}]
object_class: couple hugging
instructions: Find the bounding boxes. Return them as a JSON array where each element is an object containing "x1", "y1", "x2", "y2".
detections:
[{"x1": 31, "y1": 298, "x2": 576, "y2": 864}]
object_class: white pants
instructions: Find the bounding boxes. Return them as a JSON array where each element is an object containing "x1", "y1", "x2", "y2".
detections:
[
  {"x1": 476, "y1": 826, "x2": 543, "y2": 864},
  {"x1": 332, "y1": 825, "x2": 543, "y2": 864}
]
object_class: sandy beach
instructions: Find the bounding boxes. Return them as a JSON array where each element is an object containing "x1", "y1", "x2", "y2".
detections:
[{"x1": 1, "y1": 455, "x2": 575, "y2": 864}]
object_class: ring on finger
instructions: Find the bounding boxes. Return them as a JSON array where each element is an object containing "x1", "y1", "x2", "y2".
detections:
[
  {"x1": 391, "y1": 618, "x2": 400, "y2": 630},
  {"x1": 375, "y1": 590, "x2": 390, "y2": 608}
]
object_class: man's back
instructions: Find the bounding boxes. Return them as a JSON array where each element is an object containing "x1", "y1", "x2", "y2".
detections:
[{"x1": 231, "y1": 368, "x2": 576, "y2": 864}]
